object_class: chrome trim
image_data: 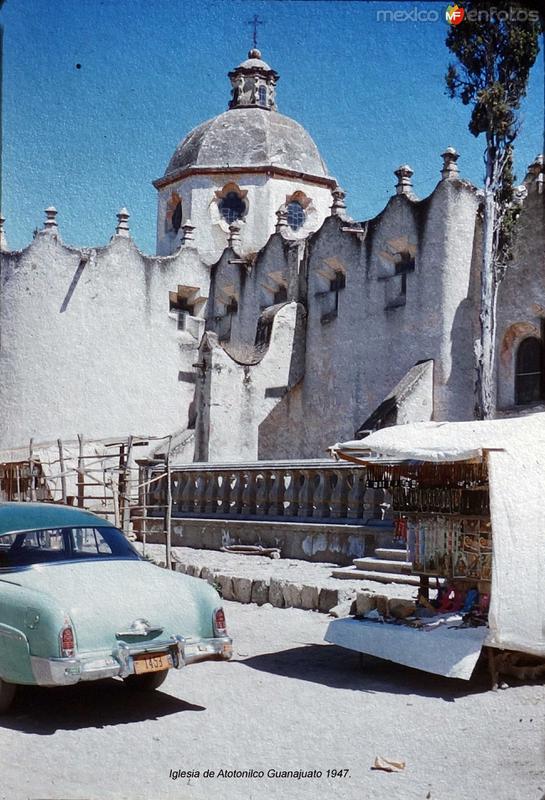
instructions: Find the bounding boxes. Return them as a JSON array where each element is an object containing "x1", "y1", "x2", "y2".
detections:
[
  {"x1": 0, "y1": 623, "x2": 27, "y2": 642},
  {"x1": 29, "y1": 633, "x2": 232, "y2": 686},
  {"x1": 182, "y1": 635, "x2": 233, "y2": 665},
  {"x1": 116, "y1": 618, "x2": 164, "y2": 638}
]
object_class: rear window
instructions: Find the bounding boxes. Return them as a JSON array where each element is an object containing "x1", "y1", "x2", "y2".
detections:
[{"x1": 0, "y1": 526, "x2": 140, "y2": 569}]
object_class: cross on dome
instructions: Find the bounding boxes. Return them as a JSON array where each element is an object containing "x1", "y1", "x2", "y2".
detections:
[{"x1": 247, "y1": 14, "x2": 264, "y2": 49}]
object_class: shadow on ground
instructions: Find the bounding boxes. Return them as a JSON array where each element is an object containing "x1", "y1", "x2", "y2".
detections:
[
  {"x1": 0, "y1": 678, "x2": 205, "y2": 735},
  {"x1": 239, "y1": 643, "x2": 491, "y2": 700}
]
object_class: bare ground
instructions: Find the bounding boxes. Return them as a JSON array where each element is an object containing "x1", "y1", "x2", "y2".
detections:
[{"x1": 1, "y1": 601, "x2": 544, "y2": 800}]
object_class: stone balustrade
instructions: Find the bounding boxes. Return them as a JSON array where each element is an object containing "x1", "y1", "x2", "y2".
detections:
[{"x1": 141, "y1": 460, "x2": 383, "y2": 524}]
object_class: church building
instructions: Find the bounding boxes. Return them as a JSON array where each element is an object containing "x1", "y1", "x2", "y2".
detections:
[{"x1": 0, "y1": 48, "x2": 543, "y2": 461}]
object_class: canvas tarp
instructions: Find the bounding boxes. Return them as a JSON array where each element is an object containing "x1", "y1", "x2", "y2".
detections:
[{"x1": 330, "y1": 413, "x2": 545, "y2": 659}]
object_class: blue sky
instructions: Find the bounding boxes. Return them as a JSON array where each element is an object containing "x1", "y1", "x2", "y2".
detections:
[{"x1": 1, "y1": 0, "x2": 543, "y2": 252}]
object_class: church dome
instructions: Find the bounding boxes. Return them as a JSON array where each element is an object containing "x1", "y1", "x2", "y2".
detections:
[{"x1": 163, "y1": 107, "x2": 329, "y2": 180}]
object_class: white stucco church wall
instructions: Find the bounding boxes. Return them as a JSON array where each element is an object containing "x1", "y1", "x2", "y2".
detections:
[{"x1": 0, "y1": 48, "x2": 543, "y2": 461}]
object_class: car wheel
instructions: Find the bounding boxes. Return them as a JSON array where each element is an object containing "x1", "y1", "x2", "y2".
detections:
[
  {"x1": 123, "y1": 669, "x2": 169, "y2": 691},
  {"x1": 0, "y1": 679, "x2": 17, "y2": 713}
]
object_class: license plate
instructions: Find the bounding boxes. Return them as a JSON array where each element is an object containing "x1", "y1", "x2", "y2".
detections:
[{"x1": 133, "y1": 652, "x2": 173, "y2": 675}]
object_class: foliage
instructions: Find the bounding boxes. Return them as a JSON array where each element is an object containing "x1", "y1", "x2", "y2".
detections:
[
  {"x1": 446, "y1": 2, "x2": 540, "y2": 141},
  {"x1": 444, "y1": 1, "x2": 542, "y2": 417},
  {"x1": 446, "y1": 1, "x2": 541, "y2": 264}
]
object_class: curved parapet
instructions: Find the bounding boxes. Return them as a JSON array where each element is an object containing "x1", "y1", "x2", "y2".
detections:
[
  {"x1": 193, "y1": 302, "x2": 306, "y2": 462},
  {"x1": 0, "y1": 212, "x2": 210, "y2": 450}
]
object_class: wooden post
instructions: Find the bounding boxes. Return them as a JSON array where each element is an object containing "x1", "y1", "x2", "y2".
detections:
[
  {"x1": 29, "y1": 439, "x2": 37, "y2": 502},
  {"x1": 122, "y1": 436, "x2": 133, "y2": 539},
  {"x1": 164, "y1": 436, "x2": 173, "y2": 570},
  {"x1": 57, "y1": 439, "x2": 67, "y2": 504},
  {"x1": 111, "y1": 472, "x2": 121, "y2": 529},
  {"x1": 15, "y1": 465, "x2": 21, "y2": 502},
  {"x1": 77, "y1": 434, "x2": 84, "y2": 508}
]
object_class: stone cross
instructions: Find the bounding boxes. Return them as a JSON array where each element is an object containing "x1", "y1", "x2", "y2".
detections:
[{"x1": 247, "y1": 14, "x2": 264, "y2": 49}]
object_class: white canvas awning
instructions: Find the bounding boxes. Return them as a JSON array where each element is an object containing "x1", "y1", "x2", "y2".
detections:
[{"x1": 328, "y1": 413, "x2": 545, "y2": 664}]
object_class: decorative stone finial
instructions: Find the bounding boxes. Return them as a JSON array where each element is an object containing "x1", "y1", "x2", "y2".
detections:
[
  {"x1": 228, "y1": 222, "x2": 242, "y2": 249},
  {"x1": 44, "y1": 206, "x2": 58, "y2": 232},
  {"x1": 441, "y1": 147, "x2": 460, "y2": 180},
  {"x1": 394, "y1": 165, "x2": 414, "y2": 196},
  {"x1": 275, "y1": 208, "x2": 289, "y2": 232},
  {"x1": 523, "y1": 154, "x2": 544, "y2": 190},
  {"x1": 115, "y1": 207, "x2": 130, "y2": 236},
  {"x1": 0, "y1": 214, "x2": 8, "y2": 251},
  {"x1": 248, "y1": 48, "x2": 261, "y2": 59},
  {"x1": 330, "y1": 187, "x2": 347, "y2": 216},
  {"x1": 182, "y1": 219, "x2": 195, "y2": 243}
]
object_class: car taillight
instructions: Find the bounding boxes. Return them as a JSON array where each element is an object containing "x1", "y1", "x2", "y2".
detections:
[
  {"x1": 214, "y1": 607, "x2": 227, "y2": 636},
  {"x1": 60, "y1": 625, "x2": 75, "y2": 657}
]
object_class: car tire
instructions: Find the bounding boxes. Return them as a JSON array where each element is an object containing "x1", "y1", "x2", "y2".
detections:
[
  {"x1": 123, "y1": 669, "x2": 169, "y2": 691},
  {"x1": 0, "y1": 679, "x2": 17, "y2": 713}
]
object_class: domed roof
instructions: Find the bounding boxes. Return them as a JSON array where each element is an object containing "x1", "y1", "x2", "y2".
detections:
[{"x1": 163, "y1": 107, "x2": 329, "y2": 180}]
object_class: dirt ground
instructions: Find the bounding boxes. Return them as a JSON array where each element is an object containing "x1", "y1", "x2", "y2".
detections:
[{"x1": 1, "y1": 600, "x2": 544, "y2": 800}]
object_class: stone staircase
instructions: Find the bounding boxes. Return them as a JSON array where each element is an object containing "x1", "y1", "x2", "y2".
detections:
[{"x1": 331, "y1": 546, "x2": 420, "y2": 586}]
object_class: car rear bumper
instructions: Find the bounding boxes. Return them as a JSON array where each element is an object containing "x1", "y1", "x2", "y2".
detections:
[{"x1": 30, "y1": 634, "x2": 233, "y2": 686}]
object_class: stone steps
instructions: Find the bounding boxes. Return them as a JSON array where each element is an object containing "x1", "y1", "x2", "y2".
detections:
[
  {"x1": 352, "y1": 556, "x2": 412, "y2": 574},
  {"x1": 330, "y1": 566, "x2": 421, "y2": 586},
  {"x1": 374, "y1": 547, "x2": 409, "y2": 562}
]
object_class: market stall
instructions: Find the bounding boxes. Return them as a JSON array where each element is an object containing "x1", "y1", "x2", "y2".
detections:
[{"x1": 325, "y1": 413, "x2": 545, "y2": 683}]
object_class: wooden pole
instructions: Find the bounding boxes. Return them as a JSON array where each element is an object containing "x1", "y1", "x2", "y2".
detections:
[
  {"x1": 111, "y1": 471, "x2": 121, "y2": 529},
  {"x1": 15, "y1": 466, "x2": 21, "y2": 502},
  {"x1": 29, "y1": 439, "x2": 37, "y2": 502},
  {"x1": 77, "y1": 434, "x2": 84, "y2": 508},
  {"x1": 122, "y1": 436, "x2": 133, "y2": 539},
  {"x1": 57, "y1": 439, "x2": 67, "y2": 504},
  {"x1": 164, "y1": 436, "x2": 173, "y2": 570}
]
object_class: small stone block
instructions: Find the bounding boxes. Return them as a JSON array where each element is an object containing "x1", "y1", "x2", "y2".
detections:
[
  {"x1": 269, "y1": 578, "x2": 286, "y2": 608},
  {"x1": 356, "y1": 592, "x2": 377, "y2": 616},
  {"x1": 283, "y1": 582, "x2": 303, "y2": 608},
  {"x1": 217, "y1": 574, "x2": 235, "y2": 601},
  {"x1": 233, "y1": 576, "x2": 253, "y2": 604},
  {"x1": 200, "y1": 566, "x2": 214, "y2": 584},
  {"x1": 300, "y1": 584, "x2": 319, "y2": 610},
  {"x1": 318, "y1": 588, "x2": 339, "y2": 613},
  {"x1": 375, "y1": 595, "x2": 389, "y2": 617},
  {"x1": 251, "y1": 579, "x2": 270, "y2": 605},
  {"x1": 329, "y1": 601, "x2": 353, "y2": 618}
]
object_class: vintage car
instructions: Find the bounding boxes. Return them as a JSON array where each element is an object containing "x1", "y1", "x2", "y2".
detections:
[{"x1": 0, "y1": 502, "x2": 232, "y2": 712}]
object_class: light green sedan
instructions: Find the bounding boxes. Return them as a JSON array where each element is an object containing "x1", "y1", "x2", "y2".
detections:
[{"x1": 0, "y1": 503, "x2": 232, "y2": 712}]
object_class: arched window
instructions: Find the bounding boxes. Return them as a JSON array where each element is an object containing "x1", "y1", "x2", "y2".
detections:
[
  {"x1": 287, "y1": 201, "x2": 305, "y2": 230},
  {"x1": 171, "y1": 201, "x2": 182, "y2": 233},
  {"x1": 515, "y1": 337, "x2": 544, "y2": 405},
  {"x1": 258, "y1": 85, "x2": 267, "y2": 107},
  {"x1": 219, "y1": 192, "x2": 246, "y2": 224}
]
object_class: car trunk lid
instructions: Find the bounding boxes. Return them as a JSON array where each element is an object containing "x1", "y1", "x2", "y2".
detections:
[{"x1": 11, "y1": 559, "x2": 210, "y2": 653}]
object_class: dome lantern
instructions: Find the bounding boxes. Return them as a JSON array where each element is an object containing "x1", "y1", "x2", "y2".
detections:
[{"x1": 228, "y1": 49, "x2": 279, "y2": 111}]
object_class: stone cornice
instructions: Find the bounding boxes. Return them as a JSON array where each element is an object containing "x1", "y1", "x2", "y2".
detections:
[{"x1": 153, "y1": 164, "x2": 337, "y2": 191}]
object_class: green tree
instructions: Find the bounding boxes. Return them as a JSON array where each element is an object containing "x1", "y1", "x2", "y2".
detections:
[{"x1": 445, "y1": 1, "x2": 541, "y2": 418}]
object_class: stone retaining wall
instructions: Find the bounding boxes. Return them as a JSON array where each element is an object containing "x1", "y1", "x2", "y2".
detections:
[{"x1": 141, "y1": 517, "x2": 394, "y2": 566}]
